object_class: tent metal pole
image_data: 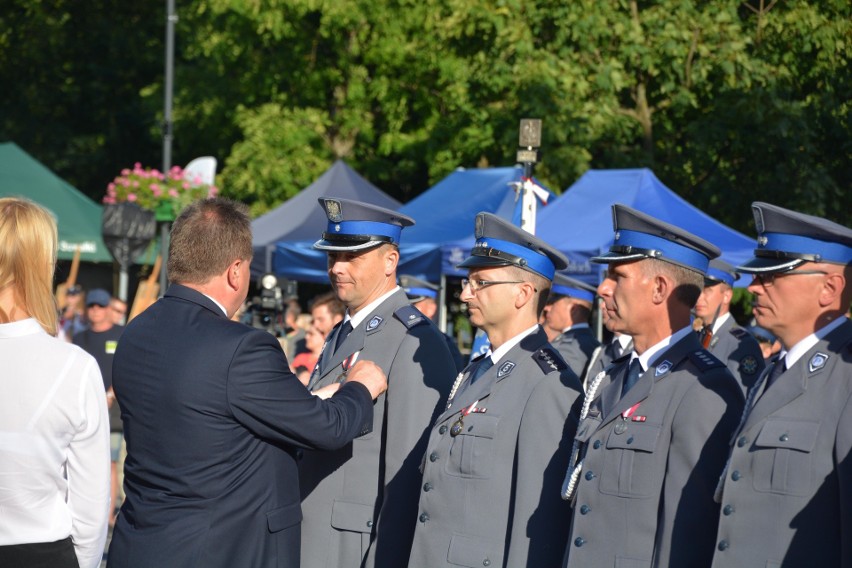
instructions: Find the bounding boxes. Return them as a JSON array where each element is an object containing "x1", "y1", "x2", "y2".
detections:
[
  {"x1": 438, "y1": 274, "x2": 448, "y2": 333},
  {"x1": 159, "y1": 0, "x2": 176, "y2": 295}
]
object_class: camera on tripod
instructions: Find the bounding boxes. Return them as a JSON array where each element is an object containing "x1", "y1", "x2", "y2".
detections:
[{"x1": 246, "y1": 273, "x2": 296, "y2": 336}]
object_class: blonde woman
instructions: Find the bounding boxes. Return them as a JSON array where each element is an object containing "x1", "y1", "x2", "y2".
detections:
[{"x1": 0, "y1": 197, "x2": 110, "y2": 568}]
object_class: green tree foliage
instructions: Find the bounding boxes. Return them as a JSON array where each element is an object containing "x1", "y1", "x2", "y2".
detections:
[{"x1": 1, "y1": 0, "x2": 848, "y2": 226}]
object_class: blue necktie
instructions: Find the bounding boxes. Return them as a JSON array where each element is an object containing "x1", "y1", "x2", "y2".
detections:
[
  {"x1": 765, "y1": 359, "x2": 786, "y2": 389},
  {"x1": 621, "y1": 358, "x2": 642, "y2": 397},
  {"x1": 469, "y1": 357, "x2": 494, "y2": 385},
  {"x1": 334, "y1": 320, "x2": 353, "y2": 352}
]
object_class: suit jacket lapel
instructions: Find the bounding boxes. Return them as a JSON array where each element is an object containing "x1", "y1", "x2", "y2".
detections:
[
  {"x1": 599, "y1": 333, "x2": 698, "y2": 426},
  {"x1": 742, "y1": 320, "x2": 852, "y2": 432}
]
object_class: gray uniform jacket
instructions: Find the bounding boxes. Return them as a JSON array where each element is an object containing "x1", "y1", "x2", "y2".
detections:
[
  {"x1": 712, "y1": 319, "x2": 852, "y2": 567},
  {"x1": 407, "y1": 328, "x2": 584, "y2": 568},
  {"x1": 564, "y1": 333, "x2": 744, "y2": 568},
  {"x1": 705, "y1": 315, "x2": 765, "y2": 399},
  {"x1": 553, "y1": 327, "x2": 601, "y2": 381},
  {"x1": 299, "y1": 289, "x2": 457, "y2": 568}
]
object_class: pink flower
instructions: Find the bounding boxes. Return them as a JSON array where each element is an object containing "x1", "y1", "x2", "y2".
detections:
[
  {"x1": 134, "y1": 162, "x2": 142, "y2": 169},
  {"x1": 209, "y1": 186, "x2": 219, "y2": 197},
  {"x1": 121, "y1": 168, "x2": 131, "y2": 176},
  {"x1": 132, "y1": 180, "x2": 139, "y2": 188},
  {"x1": 168, "y1": 189, "x2": 179, "y2": 198},
  {"x1": 127, "y1": 193, "x2": 138, "y2": 202},
  {"x1": 182, "y1": 182, "x2": 190, "y2": 189},
  {"x1": 103, "y1": 196, "x2": 116, "y2": 204}
]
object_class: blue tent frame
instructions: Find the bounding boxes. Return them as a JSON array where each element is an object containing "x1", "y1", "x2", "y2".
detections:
[{"x1": 536, "y1": 168, "x2": 757, "y2": 287}]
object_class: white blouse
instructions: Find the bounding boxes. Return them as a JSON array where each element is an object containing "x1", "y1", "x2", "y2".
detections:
[{"x1": 0, "y1": 318, "x2": 110, "y2": 568}]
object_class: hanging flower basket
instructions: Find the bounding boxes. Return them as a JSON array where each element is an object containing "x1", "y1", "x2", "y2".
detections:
[{"x1": 103, "y1": 163, "x2": 219, "y2": 222}]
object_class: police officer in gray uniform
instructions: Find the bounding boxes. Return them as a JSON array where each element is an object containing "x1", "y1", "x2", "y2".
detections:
[
  {"x1": 407, "y1": 213, "x2": 583, "y2": 568},
  {"x1": 695, "y1": 258, "x2": 765, "y2": 397},
  {"x1": 544, "y1": 272, "x2": 601, "y2": 380},
  {"x1": 399, "y1": 274, "x2": 464, "y2": 372},
  {"x1": 712, "y1": 203, "x2": 852, "y2": 567},
  {"x1": 562, "y1": 205, "x2": 743, "y2": 567},
  {"x1": 300, "y1": 198, "x2": 457, "y2": 568}
]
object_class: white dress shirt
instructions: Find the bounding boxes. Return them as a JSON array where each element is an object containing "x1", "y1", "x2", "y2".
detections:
[{"x1": 0, "y1": 318, "x2": 110, "y2": 568}]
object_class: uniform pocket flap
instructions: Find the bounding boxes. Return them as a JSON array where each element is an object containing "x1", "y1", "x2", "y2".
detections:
[
  {"x1": 330, "y1": 499, "x2": 375, "y2": 533},
  {"x1": 606, "y1": 423, "x2": 661, "y2": 452},
  {"x1": 755, "y1": 418, "x2": 819, "y2": 452},
  {"x1": 455, "y1": 414, "x2": 499, "y2": 439},
  {"x1": 266, "y1": 502, "x2": 302, "y2": 533},
  {"x1": 574, "y1": 416, "x2": 601, "y2": 443},
  {"x1": 447, "y1": 533, "x2": 499, "y2": 567}
]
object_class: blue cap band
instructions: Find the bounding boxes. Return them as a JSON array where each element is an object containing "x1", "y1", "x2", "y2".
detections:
[
  {"x1": 327, "y1": 220, "x2": 402, "y2": 244},
  {"x1": 551, "y1": 284, "x2": 595, "y2": 302},
  {"x1": 406, "y1": 287, "x2": 437, "y2": 299},
  {"x1": 475, "y1": 236, "x2": 556, "y2": 279},
  {"x1": 759, "y1": 232, "x2": 852, "y2": 264},
  {"x1": 614, "y1": 229, "x2": 710, "y2": 273},
  {"x1": 705, "y1": 266, "x2": 735, "y2": 286}
]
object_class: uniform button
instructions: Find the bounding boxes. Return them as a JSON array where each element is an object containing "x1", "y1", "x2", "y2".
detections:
[
  {"x1": 482, "y1": 560, "x2": 490, "y2": 566},
  {"x1": 737, "y1": 436, "x2": 747, "y2": 447},
  {"x1": 419, "y1": 513, "x2": 429, "y2": 523},
  {"x1": 423, "y1": 483, "x2": 432, "y2": 492},
  {"x1": 718, "y1": 540, "x2": 729, "y2": 551},
  {"x1": 592, "y1": 440, "x2": 601, "y2": 449},
  {"x1": 723, "y1": 505, "x2": 734, "y2": 516},
  {"x1": 295, "y1": 449, "x2": 304, "y2": 460},
  {"x1": 574, "y1": 537, "x2": 585, "y2": 547},
  {"x1": 429, "y1": 452, "x2": 438, "y2": 462},
  {"x1": 780, "y1": 433, "x2": 789, "y2": 442},
  {"x1": 585, "y1": 471, "x2": 595, "y2": 480},
  {"x1": 731, "y1": 470, "x2": 741, "y2": 481},
  {"x1": 439, "y1": 425, "x2": 448, "y2": 435},
  {"x1": 579, "y1": 505, "x2": 591, "y2": 515},
  {"x1": 366, "y1": 520, "x2": 373, "y2": 528},
  {"x1": 626, "y1": 436, "x2": 634, "y2": 445}
]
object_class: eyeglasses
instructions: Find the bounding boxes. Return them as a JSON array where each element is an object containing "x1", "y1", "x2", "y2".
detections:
[
  {"x1": 461, "y1": 278, "x2": 527, "y2": 293},
  {"x1": 751, "y1": 269, "x2": 828, "y2": 288}
]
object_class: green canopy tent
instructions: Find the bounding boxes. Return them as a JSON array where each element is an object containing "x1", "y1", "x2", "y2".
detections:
[{"x1": 0, "y1": 142, "x2": 112, "y2": 262}]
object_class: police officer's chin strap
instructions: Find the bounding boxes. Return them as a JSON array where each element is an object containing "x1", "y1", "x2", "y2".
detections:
[{"x1": 561, "y1": 369, "x2": 607, "y2": 503}]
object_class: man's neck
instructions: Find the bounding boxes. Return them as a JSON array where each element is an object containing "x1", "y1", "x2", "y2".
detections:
[
  {"x1": 485, "y1": 316, "x2": 539, "y2": 352},
  {"x1": 347, "y1": 282, "x2": 397, "y2": 318},
  {"x1": 631, "y1": 314, "x2": 689, "y2": 355},
  {"x1": 89, "y1": 321, "x2": 113, "y2": 333}
]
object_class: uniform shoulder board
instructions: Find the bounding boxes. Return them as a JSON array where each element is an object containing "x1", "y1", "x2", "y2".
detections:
[
  {"x1": 729, "y1": 327, "x2": 749, "y2": 339},
  {"x1": 688, "y1": 349, "x2": 726, "y2": 370},
  {"x1": 534, "y1": 345, "x2": 568, "y2": 374},
  {"x1": 394, "y1": 304, "x2": 429, "y2": 329}
]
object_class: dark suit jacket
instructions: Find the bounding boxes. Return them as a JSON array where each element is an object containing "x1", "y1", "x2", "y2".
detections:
[{"x1": 108, "y1": 284, "x2": 374, "y2": 568}]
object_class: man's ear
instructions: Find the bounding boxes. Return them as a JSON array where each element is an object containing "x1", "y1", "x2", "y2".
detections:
[
  {"x1": 384, "y1": 247, "x2": 399, "y2": 276},
  {"x1": 226, "y1": 259, "x2": 244, "y2": 291},
  {"x1": 651, "y1": 274, "x2": 671, "y2": 305}
]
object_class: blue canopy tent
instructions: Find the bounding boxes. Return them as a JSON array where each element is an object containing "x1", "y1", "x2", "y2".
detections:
[
  {"x1": 536, "y1": 168, "x2": 757, "y2": 287},
  {"x1": 251, "y1": 160, "x2": 401, "y2": 278},
  {"x1": 270, "y1": 166, "x2": 554, "y2": 283}
]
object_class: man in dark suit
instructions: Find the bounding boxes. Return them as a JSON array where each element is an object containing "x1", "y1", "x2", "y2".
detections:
[
  {"x1": 408, "y1": 213, "x2": 583, "y2": 568},
  {"x1": 108, "y1": 198, "x2": 387, "y2": 568},
  {"x1": 694, "y1": 258, "x2": 765, "y2": 397},
  {"x1": 561, "y1": 205, "x2": 743, "y2": 567},
  {"x1": 299, "y1": 199, "x2": 457, "y2": 568},
  {"x1": 712, "y1": 203, "x2": 852, "y2": 567},
  {"x1": 544, "y1": 272, "x2": 601, "y2": 380}
]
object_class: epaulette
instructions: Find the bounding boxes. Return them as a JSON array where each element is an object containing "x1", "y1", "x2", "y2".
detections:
[
  {"x1": 730, "y1": 327, "x2": 749, "y2": 339},
  {"x1": 688, "y1": 349, "x2": 726, "y2": 370},
  {"x1": 394, "y1": 304, "x2": 429, "y2": 329},
  {"x1": 534, "y1": 345, "x2": 568, "y2": 374}
]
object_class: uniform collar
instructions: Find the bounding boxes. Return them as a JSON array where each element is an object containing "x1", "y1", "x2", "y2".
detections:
[
  {"x1": 710, "y1": 312, "x2": 732, "y2": 334},
  {"x1": 346, "y1": 286, "x2": 401, "y2": 327},
  {"x1": 780, "y1": 316, "x2": 848, "y2": 369},
  {"x1": 487, "y1": 323, "x2": 540, "y2": 366},
  {"x1": 632, "y1": 326, "x2": 694, "y2": 372}
]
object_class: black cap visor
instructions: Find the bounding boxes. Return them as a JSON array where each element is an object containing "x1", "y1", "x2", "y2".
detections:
[
  {"x1": 736, "y1": 252, "x2": 808, "y2": 274},
  {"x1": 313, "y1": 233, "x2": 394, "y2": 252}
]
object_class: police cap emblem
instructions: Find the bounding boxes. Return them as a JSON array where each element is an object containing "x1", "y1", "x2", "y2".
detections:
[{"x1": 325, "y1": 199, "x2": 343, "y2": 222}]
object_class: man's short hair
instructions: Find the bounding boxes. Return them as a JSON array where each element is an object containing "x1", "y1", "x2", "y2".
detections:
[
  {"x1": 168, "y1": 198, "x2": 253, "y2": 285},
  {"x1": 642, "y1": 258, "x2": 704, "y2": 308},
  {"x1": 310, "y1": 291, "x2": 345, "y2": 318},
  {"x1": 506, "y1": 265, "x2": 552, "y2": 317}
]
